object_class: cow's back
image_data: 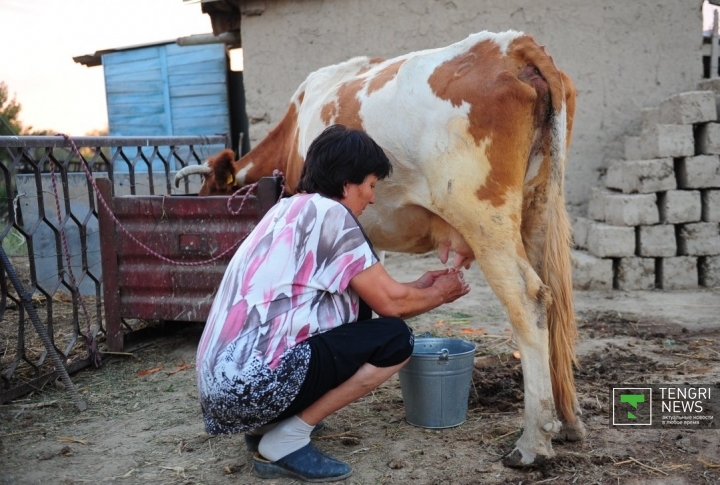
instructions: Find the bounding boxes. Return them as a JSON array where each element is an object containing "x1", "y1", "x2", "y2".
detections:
[{"x1": 294, "y1": 30, "x2": 560, "y2": 258}]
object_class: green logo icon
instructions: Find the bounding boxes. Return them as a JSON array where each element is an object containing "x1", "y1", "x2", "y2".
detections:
[{"x1": 621, "y1": 394, "x2": 645, "y2": 419}]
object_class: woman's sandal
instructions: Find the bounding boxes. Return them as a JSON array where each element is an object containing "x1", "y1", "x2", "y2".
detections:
[
  {"x1": 253, "y1": 442, "x2": 352, "y2": 482},
  {"x1": 244, "y1": 421, "x2": 325, "y2": 452}
]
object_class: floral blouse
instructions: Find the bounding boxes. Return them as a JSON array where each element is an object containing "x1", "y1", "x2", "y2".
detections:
[{"x1": 196, "y1": 193, "x2": 377, "y2": 434}]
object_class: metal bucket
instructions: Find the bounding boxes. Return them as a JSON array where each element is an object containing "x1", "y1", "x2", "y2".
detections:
[{"x1": 398, "y1": 337, "x2": 476, "y2": 428}]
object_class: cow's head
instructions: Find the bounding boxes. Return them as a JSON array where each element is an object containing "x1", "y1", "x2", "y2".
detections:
[
  {"x1": 199, "y1": 149, "x2": 242, "y2": 196},
  {"x1": 174, "y1": 149, "x2": 241, "y2": 196}
]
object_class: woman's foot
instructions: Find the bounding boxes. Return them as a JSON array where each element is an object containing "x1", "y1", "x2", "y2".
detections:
[
  {"x1": 245, "y1": 421, "x2": 325, "y2": 452},
  {"x1": 253, "y1": 442, "x2": 352, "y2": 482}
]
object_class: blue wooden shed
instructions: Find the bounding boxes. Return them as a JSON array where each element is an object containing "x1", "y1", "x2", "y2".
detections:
[{"x1": 74, "y1": 39, "x2": 249, "y2": 168}]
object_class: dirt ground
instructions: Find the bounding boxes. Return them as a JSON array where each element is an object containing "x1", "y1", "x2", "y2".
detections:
[{"x1": 1, "y1": 252, "x2": 720, "y2": 485}]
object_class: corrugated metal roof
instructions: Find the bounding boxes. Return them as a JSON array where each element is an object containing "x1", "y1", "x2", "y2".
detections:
[
  {"x1": 73, "y1": 39, "x2": 175, "y2": 68},
  {"x1": 73, "y1": 31, "x2": 238, "y2": 67}
]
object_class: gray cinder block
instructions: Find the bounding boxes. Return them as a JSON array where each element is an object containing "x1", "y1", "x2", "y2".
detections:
[
  {"x1": 696, "y1": 79, "x2": 720, "y2": 120},
  {"x1": 636, "y1": 225, "x2": 677, "y2": 257},
  {"x1": 571, "y1": 250, "x2": 613, "y2": 290},
  {"x1": 616, "y1": 257, "x2": 656, "y2": 290},
  {"x1": 572, "y1": 217, "x2": 593, "y2": 249},
  {"x1": 699, "y1": 255, "x2": 720, "y2": 287},
  {"x1": 675, "y1": 155, "x2": 720, "y2": 189},
  {"x1": 587, "y1": 223, "x2": 636, "y2": 258},
  {"x1": 588, "y1": 187, "x2": 614, "y2": 222},
  {"x1": 604, "y1": 192, "x2": 659, "y2": 226},
  {"x1": 657, "y1": 257, "x2": 698, "y2": 289},
  {"x1": 605, "y1": 158, "x2": 676, "y2": 194},
  {"x1": 677, "y1": 222, "x2": 720, "y2": 256},
  {"x1": 702, "y1": 190, "x2": 720, "y2": 222},
  {"x1": 624, "y1": 136, "x2": 644, "y2": 161},
  {"x1": 697, "y1": 123, "x2": 720, "y2": 155},
  {"x1": 639, "y1": 124, "x2": 694, "y2": 158},
  {"x1": 658, "y1": 190, "x2": 702, "y2": 224},
  {"x1": 658, "y1": 91, "x2": 717, "y2": 125}
]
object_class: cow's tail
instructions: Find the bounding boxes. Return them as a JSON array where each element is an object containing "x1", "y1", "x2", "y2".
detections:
[
  {"x1": 521, "y1": 39, "x2": 579, "y2": 426},
  {"x1": 543, "y1": 71, "x2": 578, "y2": 426}
]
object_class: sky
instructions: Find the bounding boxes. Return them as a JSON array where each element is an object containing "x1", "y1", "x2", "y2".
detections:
[
  {"x1": 0, "y1": 0, "x2": 210, "y2": 135},
  {"x1": 1, "y1": 1, "x2": 719, "y2": 136}
]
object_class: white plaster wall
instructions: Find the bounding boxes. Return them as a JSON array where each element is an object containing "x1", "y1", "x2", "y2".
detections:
[{"x1": 238, "y1": 0, "x2": 703, "y2": 213}]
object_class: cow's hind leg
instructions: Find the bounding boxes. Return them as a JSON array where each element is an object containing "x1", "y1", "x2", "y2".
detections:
[
  {"x1": 430, "y1": 185, "x2": 560, "y2": 464},
  {"x1": 475, "y1": 240, "x2": 560, "y2": 466}
]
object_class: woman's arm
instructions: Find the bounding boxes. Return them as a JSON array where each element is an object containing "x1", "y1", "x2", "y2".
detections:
[
  {"x1": 349, "y1": 263, "x2": 470, "y2": 319},
  {"x1": 403, "y1": 268, "x2": 453, "y2": 290}
]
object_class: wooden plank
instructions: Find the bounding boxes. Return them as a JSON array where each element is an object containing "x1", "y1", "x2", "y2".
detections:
[
  {"x1": 168, "y1": 73, "x2": 227, "y2": 87},
  {"x1": 105, "y1": 68, "x2": 162, "y2": 84},
  {"x1": 171, "y1": 93, "x2": 227, "y2": 108},
  {"x1": 110, "y1": 116, "x2": 169, "y2": 136},
  {"x1": 170, "y1": 61, "x2": 225, "y2": 76},
  {"x1": 102, "y1": 45, "x2": 168, "y2": 64},
  {"x1": 111, "y1": 113, "x2": 168, "y2": 125},
  {"x1": 105, "y1": 81, "x2": 164, "y2": 95},
  {"x1": 170, "y1": 83, "x2": 227, "y2": 98},
  {"x1": 106, "y1": 92, "x2": 166, "y2": 106},
  {"x1": 172, "y1": 104, "x2": 229, "y2": 119},
  {"x1": 109, "y1": 124, "x2": 168, "y2": 136},
  {"x1": 104, "y1": 57, "x2": 163, "y2": 75},
  {"x1": 172, "y1": 117, "x2": 229, "y2": 134},
  {"x1": 107, "y1": 103, "x2": 166, "y2": 117}
]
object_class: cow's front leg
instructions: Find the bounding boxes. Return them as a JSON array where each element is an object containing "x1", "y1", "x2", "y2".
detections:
[{"x1": 477, "y1": 250, "x2": 560, "y2": 466}]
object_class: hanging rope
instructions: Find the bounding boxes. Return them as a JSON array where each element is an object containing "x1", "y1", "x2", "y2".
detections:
[
  {"x1": 55, "y1": 133, "x2": 285, "y2": 267},
  {"x1": 49, "y1": 161, "x2": 102, "y2": 368},
  {"x1": 49, "y1": 133, "x2": 285, "y2": 361}
]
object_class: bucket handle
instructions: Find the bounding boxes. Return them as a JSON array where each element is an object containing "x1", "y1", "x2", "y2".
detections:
[{"x1": 438, "y1": 348, "x2": 449, "y2": 365}]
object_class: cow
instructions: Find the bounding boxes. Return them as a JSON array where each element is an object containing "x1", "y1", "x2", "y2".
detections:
[{"x1": 175, "y1": 30, "x2": 583, "y2": 466}]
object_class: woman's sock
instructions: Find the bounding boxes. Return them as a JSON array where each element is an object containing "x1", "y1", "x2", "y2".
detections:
[
  {"x1": 257, "y1": 415, "x2": 314, "y2": 461},
  {"x1": 247, "y1": 422, "x2": 278, "y2": 436}
]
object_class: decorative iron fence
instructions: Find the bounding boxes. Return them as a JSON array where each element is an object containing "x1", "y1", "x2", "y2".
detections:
[{"x1": 0, "y1": 135, "x2": 228, "y2": 403}]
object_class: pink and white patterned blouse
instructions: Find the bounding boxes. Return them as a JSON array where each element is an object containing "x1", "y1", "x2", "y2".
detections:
[{"x1": 196, "y1": 193, "x2": 377, "y2": 434}]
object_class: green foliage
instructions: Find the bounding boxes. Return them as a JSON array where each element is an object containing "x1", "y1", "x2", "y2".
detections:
[
  {"x1": 0, "y1": 81, "x2": 52, "y2": 135},
  {"x1": 1, "y1": 227, "x2": 27, "y2": 256},
  {"x1": 0, "y1": 82, "x2": 23, "y2": 135}
]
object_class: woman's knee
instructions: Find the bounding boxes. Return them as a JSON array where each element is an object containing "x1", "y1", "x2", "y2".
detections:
[{"x1": 371, "y1": 317, "x2": 414, "y2": 367}]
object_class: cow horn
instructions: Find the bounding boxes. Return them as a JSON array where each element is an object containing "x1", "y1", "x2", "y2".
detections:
[{"x1": 174, "y1": 165, "x2": 212, "y2": 187}]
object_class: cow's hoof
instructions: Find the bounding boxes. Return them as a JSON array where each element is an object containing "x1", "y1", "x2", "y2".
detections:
[
  {"x1": 554, "y1": 419, "x2": 587, "y2": 442},
  {"x1": 502, "y1": 447, "x2": 548, "y2": 468}
]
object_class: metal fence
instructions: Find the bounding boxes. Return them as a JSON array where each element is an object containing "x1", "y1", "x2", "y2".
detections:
[{"x1": 0, "y1": 134, "x2": 228, "y2": 403}]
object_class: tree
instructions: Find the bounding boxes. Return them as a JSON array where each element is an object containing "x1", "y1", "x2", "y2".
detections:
[
  {"x1": 0, "y1": 81, "x2": 50, "y2": 135},
  {"x1": 0, "y1": 82, "x2": 23, "y2": 135}
]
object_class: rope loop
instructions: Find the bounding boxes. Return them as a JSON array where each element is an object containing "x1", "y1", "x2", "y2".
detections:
[
  {"x1": 51, "y1": 133, "x2": 286, "y2": 365},
  {"x1": 226, "y1": 181, "x2": 260, "y2": 216}
]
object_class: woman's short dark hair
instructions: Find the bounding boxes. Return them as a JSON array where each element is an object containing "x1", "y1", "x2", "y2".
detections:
[{"x1": 296, "y1": 125, "x2": 392, "y2": 198}]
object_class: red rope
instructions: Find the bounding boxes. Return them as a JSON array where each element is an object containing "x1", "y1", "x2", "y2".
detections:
[
  {"x1": 51, "y1": 133, "x2": 284, "y2": 364},
  {"x1": 55, "y1": 134, "x2": 285, "y2": 267},
  {"x1": 50, "y1": 160, "x2": 102, "y2": 368}
]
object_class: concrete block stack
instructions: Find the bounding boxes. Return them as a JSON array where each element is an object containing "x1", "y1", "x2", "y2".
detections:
[{"x1": 572, "y1": 89, "x2": 720, "y2": 290}]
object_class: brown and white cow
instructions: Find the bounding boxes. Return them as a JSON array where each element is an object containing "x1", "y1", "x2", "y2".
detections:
[{"x1": 176, "y1": 30, "x2": 583, "y2": 466}]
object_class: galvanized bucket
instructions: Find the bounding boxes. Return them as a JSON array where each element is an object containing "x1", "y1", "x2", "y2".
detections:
[{"x1": 398, "y1": 337, "x2": 477, "y2": 428}]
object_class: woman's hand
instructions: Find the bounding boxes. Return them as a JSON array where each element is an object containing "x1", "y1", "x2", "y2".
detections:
[
  {"x1": 411, "y1": 268, "x2": 453, "y2": 289},
  {"x1": 430, "y1": 269, "x2": 471, "y2": 304},
  {"x1": 350, "y1": 264, "x2": 471, "y2": 319}
]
